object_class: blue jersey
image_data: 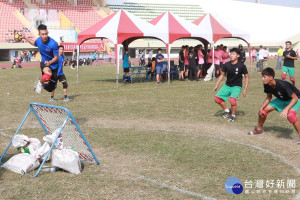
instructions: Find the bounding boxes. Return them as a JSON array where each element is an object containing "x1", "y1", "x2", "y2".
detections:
[
  {"x1": 34, "y1": 36, "x2": 59, "y2": 70},
  {"x1": 57, "y1": 55, "x2": 64, "y2": 76},
  {"x1": 155, "y1": 54, "x2": 164, "y2": 67}
]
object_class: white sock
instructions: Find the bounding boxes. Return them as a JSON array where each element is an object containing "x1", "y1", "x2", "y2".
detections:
[
  {"x1": 232, "y1": 115, "x2": 236, "y2": 117},
  {"x1": 224, "y1": 108, "x2": 230, "y2": 112}
]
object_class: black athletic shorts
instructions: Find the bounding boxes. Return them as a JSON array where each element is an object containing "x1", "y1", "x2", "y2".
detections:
[
  {"x1": 123, "y1": 68, "x2": 129, "y2": 73},
  {"x1": 185, "y1": 65, "x2": 189, "y2": 71},
  {"x1": 58, "y1": 74, "x2": 67, "y2": 82},
  {"x1": 179, "y1": 63, "x2": 184, "y2": 71}
]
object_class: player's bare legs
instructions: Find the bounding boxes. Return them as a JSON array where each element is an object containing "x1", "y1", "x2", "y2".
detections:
[{"x1": 257, "y1": 105, "x2": 276, "y2": 131}]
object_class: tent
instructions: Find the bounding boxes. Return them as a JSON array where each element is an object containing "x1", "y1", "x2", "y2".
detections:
[
  {"x1": 77, "y1": 9, "x2": 162, "y2": 87},
  {"x1": 150, "y1": 11, "x2": 211, "y2": 83},
  {"x1": 193, "y1": 13, "x2": 251, "y2": 81}
]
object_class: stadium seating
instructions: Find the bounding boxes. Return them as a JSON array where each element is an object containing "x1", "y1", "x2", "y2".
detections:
[
  {"x1": 107, "y1": 1, "x2": 205, "y2": 21},
  {"x1": 0, "y1": 0, "x2": 33, "y2": 43},
  {"x1": 32, "y1": 0, "x2": 102, "y2": 31}
]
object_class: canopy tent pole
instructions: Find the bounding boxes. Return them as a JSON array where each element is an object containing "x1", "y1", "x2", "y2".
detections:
[
  {"x1": 212, "y1": 42, "x2": 215, "y2": 79},
  {"x1": 166, "y1": 43, "x2": 171, "y2": 84},
  {"x1": 248, "y1": 43, "x2": 252, "y2": 79},
  {"x1": 115, "y1": 44, "x2": 121, "y2": 88},
  {"x1": 76, "y1": 45, "x2": 80, "y2": 84}
]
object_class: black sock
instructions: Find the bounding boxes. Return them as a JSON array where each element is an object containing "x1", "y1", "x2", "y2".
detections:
[
  {"x1": 64, "y1": 95, "x2": 67, "y2": 98},
  {"x1": 51, "y1": 96, "x2": 54, "y2": 98}
]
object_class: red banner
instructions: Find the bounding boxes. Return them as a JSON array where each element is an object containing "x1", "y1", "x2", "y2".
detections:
[{"x1": 61, "y1": 43, "x2": 105, "y2": 52}]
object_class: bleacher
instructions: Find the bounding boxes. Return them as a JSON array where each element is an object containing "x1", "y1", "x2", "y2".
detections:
[
  {"x1": 32, "y1": 0, "x2": 102, "y2": 31},
  {"x1": 0, "y1": 0, "x2": 35, "y2": 43},
  {"x1": 107, "y1": 1, "x2": 205, "y2": 21}
]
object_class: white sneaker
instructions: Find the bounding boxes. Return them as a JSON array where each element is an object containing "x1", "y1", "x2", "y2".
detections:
[{"x1": 34, "y1": 80, "x2": 42, "y2": 94}]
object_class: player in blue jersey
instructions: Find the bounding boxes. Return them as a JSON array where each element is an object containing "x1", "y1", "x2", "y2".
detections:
[
  {"x1": 50, "y1": 45, "x2": 72, "y2": 102},
  {"x1": 22, "y1": 24, "x2": 59, "y2": 93}
]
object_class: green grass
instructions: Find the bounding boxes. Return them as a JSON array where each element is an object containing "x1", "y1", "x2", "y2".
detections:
[{"x1": 1, "y1": 60, "x2": 300, "y2": 199}]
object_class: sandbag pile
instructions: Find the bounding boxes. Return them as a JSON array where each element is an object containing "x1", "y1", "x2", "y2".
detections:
[{"x1": 3, "y1": 130, "x2": 82, "y2": 175}]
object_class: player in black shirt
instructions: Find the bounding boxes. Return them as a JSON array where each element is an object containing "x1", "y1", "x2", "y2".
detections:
[
  {"x1": 282, "y1": 41, "x2": 298, "y2": 86},
  {"x1": 214, "y1": 48, "x2": 249, "y2": 122},
  {"x1": 249, "y1": 68, "x2": 300, "y2": 144}
]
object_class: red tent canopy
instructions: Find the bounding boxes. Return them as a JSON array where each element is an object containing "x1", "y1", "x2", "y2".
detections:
[{"x1": 193, "y1": 13, "x2": 250, "y2": 43}]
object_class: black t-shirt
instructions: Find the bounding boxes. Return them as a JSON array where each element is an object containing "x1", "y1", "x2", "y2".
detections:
[
  {"x1": 189, "y1": 52, "x2": 197, "y2": 66},
  {"x1": 238, "y1": 50, "x2": 246, "y2": 63},
  {"x1": 264, "y1": 79, "x2": 300, "y2": 101},
  {"x1": 283, "y1": 49, "x2": 297, "y2": 67},
  {"x1": 179, "y1": 50, "x2": 184, "y2": 64},
  {"x1": 222, "y1": 61, "x2": 248, "y2": 87}
]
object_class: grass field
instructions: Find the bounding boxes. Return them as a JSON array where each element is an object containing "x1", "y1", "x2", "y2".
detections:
[{"x1": 1, "y1": 59, "x2": 300, "y2": 200}]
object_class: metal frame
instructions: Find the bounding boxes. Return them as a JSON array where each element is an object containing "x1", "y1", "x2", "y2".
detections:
[{"x1": 0, "y1": 102, "x2": 99, "y2": 177}]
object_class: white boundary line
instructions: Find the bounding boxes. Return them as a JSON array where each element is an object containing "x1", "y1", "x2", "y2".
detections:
[{"x1": 138, "y1": 175, "x2": 217, "y2": 200}]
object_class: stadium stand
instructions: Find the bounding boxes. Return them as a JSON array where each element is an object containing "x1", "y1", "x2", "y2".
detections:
[
  {"x1": 0, "y1": 0, "x2": 34, "y2": 43},
  {"x1": 107, "y1": 1, "x2": 205, "y2": 21}
]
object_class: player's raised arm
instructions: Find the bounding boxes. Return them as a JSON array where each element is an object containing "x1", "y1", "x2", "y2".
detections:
[{"x1": 22, "y1": 34, "x2": 36, "y2": 46}]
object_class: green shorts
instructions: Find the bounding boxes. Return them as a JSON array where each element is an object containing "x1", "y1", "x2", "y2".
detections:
[
  {"x1": 282, "y1": 66, "x2": 295, "y2": 77},
  {"x1": 216, "y1": 84, "x2": 242, "y2": 101},
  {"x1": 269, "y1": 98, "x2": 300, "y2": 112}
]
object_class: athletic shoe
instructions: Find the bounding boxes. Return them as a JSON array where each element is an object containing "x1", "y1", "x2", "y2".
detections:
[
  {"x1": 228, "y1": 115, "x2": 236, "y2": 122},
  {"x1": 297, "y1": 138, "x2": 300, "y2": 145},
  {"x1": 222, "y1": 110, "x2": 231, "y2": 118},
  {"x1": 248, "y1": 127, "x2": 264, "y2": 135},
  {"x1": 33, "y1": 77, "x2": 39, "y2": 91},
  {"x1": 64, "y1": 97, "x2": 72, "y2": 102},
  {"x1": 34, "y1": 78, "x2": 42, "y2": 94},
  {"x1": 50, "y1": 97, "x2": 57, "y2": 102}
]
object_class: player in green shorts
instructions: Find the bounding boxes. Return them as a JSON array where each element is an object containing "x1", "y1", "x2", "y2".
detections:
[
  {"x1": 282, "y1": 41, "x2": 297, "y2": 86},
  {"x1": 249, "y1": 68, "x2": 300, "y2": 145},
  {"x1": 214, "y1": 48, "x2": 249, "y2": 122}
]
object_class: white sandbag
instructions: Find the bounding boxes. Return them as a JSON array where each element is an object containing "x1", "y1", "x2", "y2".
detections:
[
  {"x1": 12, "y1": 134, "x2": 29, "y2": 148},
  {"x1": 28, "y1": 138, "x2": 41, "y2": 156},
  {"x1": 3, "y1": 153, "x2": 40, "y2": 175},
  {"x1": 43, "y1": 129, "x2": 63, "y2": 149},
  {"x1": 34, "y1": 142, "x2": 50, "y2": 161},
  {"x1": 52, "y1": 149, "x2": 81, "y2": 174}
]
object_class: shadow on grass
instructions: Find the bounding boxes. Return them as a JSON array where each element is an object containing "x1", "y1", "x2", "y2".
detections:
[
  {"x1": 0, "y1": 167, "x2": 5, "y2": 180},
  {"x1": 214, "y1": 110, "x2": 246, "y2": 117},
  {"x1": 67, "y1": 94, "x2": 81, "y2": 101},
  {"x1": 74, "y1": 117, "x2": 88, "y2": 124},
  {"x1": 91, "y1": 79, "x2": 118, "y2": 83},
  {"x1": 264, "y1": 126, "x2": 294, "y2": 139}
]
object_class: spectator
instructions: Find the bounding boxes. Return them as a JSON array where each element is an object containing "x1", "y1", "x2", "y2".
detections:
[
  {"x1": 148, "y1": 49, "x2": 153, "y2": 64},
  {"x1": 108, "y1": 50, "x2": 113, "y2": 64},
  {"x1": 222, "y1": 46, "x2": 230, "y2": 64},
  {"x1": 122, "y1": 49, "x2": 131, "y2": 83},
  {"x1": 214, "y1": 45, "x2": 221, "y2": 78},
  {"x1": 92, "y1": 50, "x2": 97, "y2": 63},
  {"x1": 188, "y1": 46, "x2": 198, "y2": 81},
  {"x1": 13, "y1": 56, "x2": 22, "y2": 68},
  {"x1": 178, "y1": 45, "x2": 185, "y2": 81},
  {"x1": 258, "y1": 45, "x2": 265, "y2": 72},
  {"x1": 140, "y1": 49, "x2": 145, "y2": 66},
  {"x1": 155, "y1": 48, "x2": 165, "y2": 84},
  {"x1": 197, "y1": 45, "x2": 204, "y2": 79},
  {"x1": 251, "y1": 47, "x2": 257, "y2": 63},
  {"x1": 238, "y1": 44, "x2": 246, "y2": 63},
  {"x1": 184, "y1": 45, "x2": 189, "y2": 80},
  {"x1": 263, "y1": 47, "x2": 269, "y2": 65},
  {"x1": 276, "y1": 45, "x2": 283, "y2": 70},
  {"x1": 28, "y1": 51, "x2": 32, "y2": 62}
]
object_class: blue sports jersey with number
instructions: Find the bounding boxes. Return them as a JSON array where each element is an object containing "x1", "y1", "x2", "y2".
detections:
[
  {"x1": 34, "y1": 37, "x2": 59, "y2": 70},
  {"x1": 57, "y1": 55, "x2": 64, "y2": 76}
]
